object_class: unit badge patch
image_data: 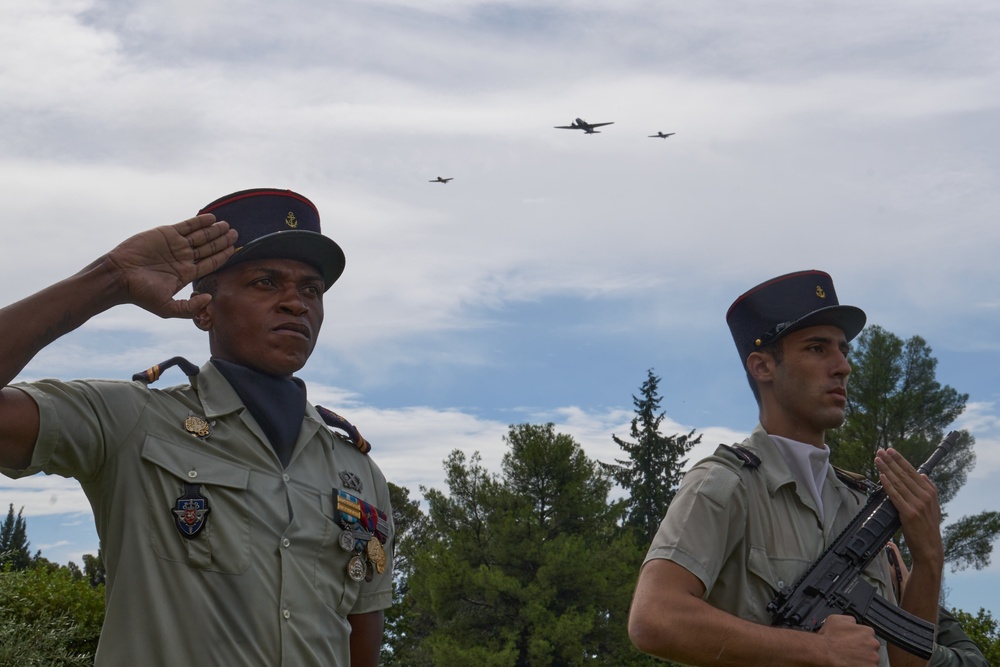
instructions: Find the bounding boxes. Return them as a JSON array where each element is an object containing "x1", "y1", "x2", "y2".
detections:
[{"x1": 173, "y1": 483, "x2": 211, "y2": 538}]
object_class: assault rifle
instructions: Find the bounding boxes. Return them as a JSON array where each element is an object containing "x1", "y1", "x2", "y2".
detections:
[{"x1": 768, "y1": 431, "x2": 960, "y2": 659}]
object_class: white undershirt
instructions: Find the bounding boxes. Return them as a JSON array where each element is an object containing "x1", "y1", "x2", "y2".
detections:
[{"x1": 770, "y1": 435, "x2": 832, "y2": 523}]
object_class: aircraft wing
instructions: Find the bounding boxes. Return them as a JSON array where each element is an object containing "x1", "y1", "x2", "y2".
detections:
[
  {"x1": 554, "y1": 125, "x2": 580, "y2": 129},
  {"x1": 588, "y1": 122, "x2": 614, "y2": 128}
]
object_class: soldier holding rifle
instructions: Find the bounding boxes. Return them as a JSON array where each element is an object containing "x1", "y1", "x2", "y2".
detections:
[{"x1": 629, "y1": 270, "x2": 943, "y2": 666}]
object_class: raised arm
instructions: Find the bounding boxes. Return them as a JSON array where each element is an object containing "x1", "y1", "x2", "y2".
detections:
[
  {"x1": 629, "y1": 559, "x2": 882, "y2": 667},
  {"x1": 0, "y1": 214, "x2": 237, "y2": 469}
]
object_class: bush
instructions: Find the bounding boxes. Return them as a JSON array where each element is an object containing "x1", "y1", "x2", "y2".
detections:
[{"x1": 0, "y1": 564, "x2": 104, "y2": 664}]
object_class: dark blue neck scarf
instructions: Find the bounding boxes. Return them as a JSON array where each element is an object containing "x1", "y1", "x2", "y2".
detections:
[{"x1": 211, "y1": 358, "x2": 306, "y2": 468}]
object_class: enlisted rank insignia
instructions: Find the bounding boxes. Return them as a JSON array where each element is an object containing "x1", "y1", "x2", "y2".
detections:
[
  {"x1": 339, "y1": 470, "x2": 363, "y2": 493},
  {"x1": 183, "y1": 413, "x2": 213, "y2": 438},
  {"x1": 173, "y1": 483, "x2": 211, "y2": 538}
]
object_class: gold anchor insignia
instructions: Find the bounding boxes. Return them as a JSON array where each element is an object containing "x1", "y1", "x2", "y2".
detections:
[
  {"x1": 284, "y1": 212, "x2": 298, "y2": 228},
  {"x1": 815, "y1": 286, "x2": 827, "y2": 299},
  {"x1": 184, "y1": 414, "x2": 213, "y2": 438}
]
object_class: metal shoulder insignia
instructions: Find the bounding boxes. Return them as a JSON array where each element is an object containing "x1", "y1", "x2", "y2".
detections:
[
  {"x1": 716, "y1": 443, "x2": 761, "y2": 469},
  {"x1": 833, "y1": 466, "x2": 877, "y2": 494},
  {"x1": 316, "y1": 405, "x2": 372, "y2": 455},
  {"x1": 133, "y1": 356, "x2": 201, "y2": 384}
]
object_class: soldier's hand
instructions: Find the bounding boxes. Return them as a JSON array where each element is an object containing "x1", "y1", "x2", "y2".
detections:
[
  {"x1": 100, "y1": 214, "x2": 237, "y2": 319},
  {"x1": 816, "y1": 615, "x2": 881, "y2": 666},
  {"x1": 876, "y1": 448, "x2": 944, "y2": 569}
]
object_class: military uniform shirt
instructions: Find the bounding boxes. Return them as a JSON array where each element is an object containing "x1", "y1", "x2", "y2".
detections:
[
  {"x1": 930, "y1": 607, "x2": 991, "y2": 667},
  {"x1": 645, "y1": 424, "x2": 896, "y2": 666},
  {"x1": 2, "y1": 362, "x2": 393, "y2": 667}
]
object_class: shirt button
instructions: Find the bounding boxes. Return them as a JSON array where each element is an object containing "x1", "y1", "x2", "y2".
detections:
[
  {"x1": 283, "y1": 609, "x2": 291, "y2": 619},
  {"x1": 187, "y1": 470, "x2": 198, "y2": 479},
  {"x1": 282, "y1": 538, "x2": 291, "y2": 548},
  {"x1": 282, "y1": 474, "x2": 290, "y2": 482}
]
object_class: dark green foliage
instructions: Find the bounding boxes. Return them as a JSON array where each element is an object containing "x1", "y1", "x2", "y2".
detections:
[
  {"x1": 396, "y1": 424, "x2": 662, "y2": 666},
  {"x1": 0, "y1": 563, "x2": 105, "y2": 664},
  {"x1": 604, "y1": 369, "x2": 700, "y2": 543},
  {"x1": 952, "y1": 608, "x2": 1000, "y2": 664},
  {"x1": 828, "y1": 324, "x2": 1000, "y2": 572},
  {"x1": 0, "y1": 504, "x2": 32, "y2": 571},
  {"x1": 82, "y1": 550, "x2": 106, "y2": 588},
  {"x1": 943, "y1": 512, "x2": 1000, "y2": 572},
  {"x1": 829, "y1": 326, "x2": 969, "y2": 494},
  {"x1": 382, "y1": 482, "x2": 435, "y2": 667}
]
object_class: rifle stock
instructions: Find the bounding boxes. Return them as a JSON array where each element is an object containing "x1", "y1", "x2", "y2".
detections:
[{"x1": 768, "y1": 431, "x2": 960, "y2": 659}]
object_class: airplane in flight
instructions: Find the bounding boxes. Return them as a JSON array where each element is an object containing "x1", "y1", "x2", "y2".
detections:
[
  {"x1": 429, "y1": 177, "x2": 454, "y2": 183},
  {"x1": 554, "y1": 118, "x2": 614, "y2": 134},
  {"x1": 648, "y1": 131, "x2": 675, "y2": 139}
]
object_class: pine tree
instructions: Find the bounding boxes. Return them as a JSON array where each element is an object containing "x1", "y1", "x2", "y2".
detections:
[
  {"x1": 402, "y1": 425, "x2": 660, "y2": 666},
  {"x1": 0, "y1": 504, "x2": 32, "y2": 571},
  {"x1": 829, "y1": 325, "x2": 1000, "y2": 572},
  {"x1": 605, "y1": 370, "x2": 701, "y2": 543}
]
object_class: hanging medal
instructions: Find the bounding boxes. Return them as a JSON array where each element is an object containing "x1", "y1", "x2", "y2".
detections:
[
  {"x1": 335, "y1": 489, "x2": 390, "y2": 579},
  {"x1": 347, "y1": 554, "x2": 368, "y2": 582}
]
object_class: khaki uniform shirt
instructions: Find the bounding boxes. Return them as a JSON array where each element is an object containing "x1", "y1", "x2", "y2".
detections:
[
  {"x1": 2, "y1": 362, "x2": 393, "y2": 666},
  {"x1": 646, "y1": 424, "x2": 896, "y2": 666}
]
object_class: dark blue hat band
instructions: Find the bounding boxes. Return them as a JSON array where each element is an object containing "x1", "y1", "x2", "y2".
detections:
[{"x1": 198, "y1": 188, "x2": 346, "y2": 290}]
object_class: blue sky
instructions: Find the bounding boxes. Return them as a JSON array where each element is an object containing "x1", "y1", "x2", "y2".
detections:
[{"x1": 2, "y1": 0, "x2": 999, "y2": 618}]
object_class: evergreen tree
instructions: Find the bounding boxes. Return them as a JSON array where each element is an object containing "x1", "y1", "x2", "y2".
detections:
[
  {"x1": 604, "y1": 369, "x2": 701, "y2": 543},
  {"x1": 0, "y1": 504, "x2": 32, "y2": 571},
  {"x1": 82, "y1": 549, "x2": 106, "y2": 588},
  {"x1": 403, "y1": 425, "x2": 660, "y2": 666},
  {"x1": 382, "y1": 482, "x2": 435, "y2": 667},
  {"x1": 829, "y1": 325, "x2": 1000, "y2": 571}
]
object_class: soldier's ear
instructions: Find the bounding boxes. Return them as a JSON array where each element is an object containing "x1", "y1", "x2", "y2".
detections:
[
  {"x1": 191, "y1": 292, "x2": 213, "y2": 332},
  {"x1": 746, "y1": 351, "x2": 775, "y2": 385}
]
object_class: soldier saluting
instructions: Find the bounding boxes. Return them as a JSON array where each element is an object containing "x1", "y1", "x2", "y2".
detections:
[{"x1": 0, "y1": 189, "x2": 393, "y2": 666}]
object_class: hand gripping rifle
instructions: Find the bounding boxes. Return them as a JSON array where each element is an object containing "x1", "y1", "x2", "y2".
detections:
[{"x1": 768, "y1": 431, "x2": 960, "y2": 659}]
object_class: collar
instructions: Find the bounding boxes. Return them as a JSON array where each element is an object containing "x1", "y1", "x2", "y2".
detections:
[
  {"x1": 745, "y1": 424, "x2": 852, "y2": 497},
  {"x1": 190, "y1": 361, "x2": 333, "y2": 438}
]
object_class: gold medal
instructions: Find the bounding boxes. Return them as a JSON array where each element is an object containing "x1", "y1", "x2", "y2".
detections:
[{"x1": 367, "y1": 538, "x2": 387, "y2": 574}]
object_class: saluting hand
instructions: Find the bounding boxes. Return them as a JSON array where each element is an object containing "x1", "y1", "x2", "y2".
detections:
[{"x1": 99, "y1": 214, "x2": 238, "y2": 319}]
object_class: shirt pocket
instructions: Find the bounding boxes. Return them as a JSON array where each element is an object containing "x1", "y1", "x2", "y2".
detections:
[
  {"x1": 141, "y1": 434, "x2": 252, "y2": 574},
  {"x1": 747, "y1": 545, "x2": 812, "y2": 619}
]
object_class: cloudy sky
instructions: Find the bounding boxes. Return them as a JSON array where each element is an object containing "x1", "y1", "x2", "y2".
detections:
[{"x1": 2, "y1": 0, "x2": 999, "y2": 617}]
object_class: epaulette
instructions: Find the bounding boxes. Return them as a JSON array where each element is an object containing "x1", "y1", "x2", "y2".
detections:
[
  {"x1": 717, "y1": 443, "x2": 761, "y2": 469},
  {"x1": 833, "y1": 466, "x2": 878, "y2": 494},
  {"x1": 133, "y1": 357, "x2": 201, "y2": 384},
  {"x1": 316, "y1": 405, "x2": 372, "y2": 455}
]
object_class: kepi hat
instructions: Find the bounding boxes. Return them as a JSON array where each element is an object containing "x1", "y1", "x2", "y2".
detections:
[
  {"x1": 726, "y1": 270, "x2": 866, "y2": 368},
  {"x1": 198, "y1": 188, "x2": 345, "y2": 290}
]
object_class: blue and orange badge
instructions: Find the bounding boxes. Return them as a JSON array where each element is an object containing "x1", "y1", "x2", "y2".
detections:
[
  {"x1": 336, "y1": 489, "x2": 389, "y2": 581},
  {"x1": 173, "y1": 483, "x2": 211, "y2": 538}
]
